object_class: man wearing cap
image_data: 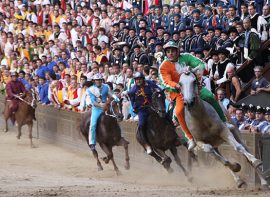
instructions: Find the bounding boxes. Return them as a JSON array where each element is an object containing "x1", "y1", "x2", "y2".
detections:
[
  {"x1": 130, "y1": 45, "x2": 149, "y2": 66},
  {"x1": 190, "y1": 9, "x2": 203, "y2": 28},
  {"x1": 168, "y1": 13, "x2": 183, "y2": 35},
  {"x1": 215, "y1": 48, "x2": 235, "y2": 85},
  {"x1": 202, "y1": 6, "x2": 218, "y2": 30},
  {"x1": 128, "y1": 72, "x2": 161, "y2": 154},
  {"x1": 239, "y1": 104, "x2": 256, "y2": 130},
  {"x1": 190, "y1": 24, "x2": 205, "y2": 51},
  {"x1": 86, "y1": 73, "x2": 112, "y2": 150},
  {"x1": 227, "y1": 26, "x2": 245, "y2": 66},
  {"x1": 262, "y1": 107, "x2": 270, "y2": 134},
  {"x1": 250, "y1": 106, "x2": 269, "y2": 133},
  {"x1": 183, "y1": 27, "x2": 195, "y2": 52},
  {"x1": 5, "y1": 71, "x2": 26, "y2": 124},
  {"x1": 159, "y1": 40, "x2": 227, "y2": 150},
  {"x1": 127, "y1": 28, "x2": 139, "y2": 50}
]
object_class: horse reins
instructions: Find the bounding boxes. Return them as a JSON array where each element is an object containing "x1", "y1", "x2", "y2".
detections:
[
  {"x1": 13, "y1": 94, "x2": 33, "y2": 106},
  {"x1": 105, "y1": 100, "x2": 119, "y2": 119}
]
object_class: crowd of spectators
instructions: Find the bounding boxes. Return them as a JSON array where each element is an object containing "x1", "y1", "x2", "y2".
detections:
[{"x1": 0, "y1": 0, "x2": 270, "y2": 133}]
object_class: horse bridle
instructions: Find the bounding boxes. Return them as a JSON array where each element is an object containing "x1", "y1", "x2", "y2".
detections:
[
  {"x1": 151, "y1": 91, "x2": 166, "y2": 115},
  {"x1": 105, "y1": 100, "x2": 121, "y2": 119}
]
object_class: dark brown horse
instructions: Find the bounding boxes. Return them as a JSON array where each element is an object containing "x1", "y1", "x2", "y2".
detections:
[
  {"x1": 3, "y1": 89, "x2": 37, "y2": 147},
  {"x1": 80, "y1": 99, "x2": 130, "y2": 175},
  {"x1": 139, "y1": 90, "x2": 192, "y2": 180}
]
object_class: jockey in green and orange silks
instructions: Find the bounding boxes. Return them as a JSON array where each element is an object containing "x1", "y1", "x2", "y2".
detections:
[{"x1": 159, "y1": 41, "x2": 226, "y2": 150}]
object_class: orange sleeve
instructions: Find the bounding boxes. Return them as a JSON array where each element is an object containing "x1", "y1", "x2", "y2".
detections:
[{"x1": 159, "y1": 61, "x2": 177, "y2": 91}]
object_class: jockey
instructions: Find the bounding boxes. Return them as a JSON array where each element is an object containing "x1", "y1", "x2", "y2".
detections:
[
  {"x1": 159, "y1": 40, "x2": 227, "y2": 151},
  {"x1": 128, "y1": 72, "x2": 161, "y2": 154},
  {"x1": 86, "y1": 73, "x2": 112, "y2": 151},
  {"x1": 5, "y1": 71, "x2": 26, "y2": 124}
]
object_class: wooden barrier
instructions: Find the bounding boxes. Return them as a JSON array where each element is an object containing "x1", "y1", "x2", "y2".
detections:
[{"x1": 0, "y1": 94, "x2": 269, "y2": 186}]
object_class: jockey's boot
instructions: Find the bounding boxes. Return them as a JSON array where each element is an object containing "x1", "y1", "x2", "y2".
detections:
[
  {"x1": 89, "y1": 144, "x2": 96, "y2": 151},
  {"x1": 188, "y1": 139, "x2": 196, "y2": 151}
]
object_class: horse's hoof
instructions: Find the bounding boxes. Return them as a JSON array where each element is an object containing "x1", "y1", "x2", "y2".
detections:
[
  {"x1": 124, "y1": 163, "x2": 130, "y2": 170},
  {"x1": 102, "y1": 157, "x2": 109, "y2": 164},
  {"x1": 116, "y1": 170, "x2": 122, "y2": 176},
  {"x1": 98, "y1": 166, "x2": 103, "y2": 171},
  {"x1": 231, "y1": 162, "x2": 241, "y2": 173},
  {"x1": 260, "y1": 184, "x2": 270, "y2": 191},
  {"x1": 17, "y1": 135, "x2": 21, "y2": 140},
  {"x1": 166, "y1": 167, "x2": 174, "y2": 174},
  {"x1": 31, "y1": 144, "x2": 37, "y2": 148},
  {"x1": 237, "y1": 179, "x2": 247, "y2": 188},
  {"x1": 187, "y1": 176, "x2": 193, "y2": 183},
  {"x1": 3, "y1": 129, "x2": 8, "y2": 132},
  {"x1": 252, "y1": 159, "x2": 263, "y2": 168}
]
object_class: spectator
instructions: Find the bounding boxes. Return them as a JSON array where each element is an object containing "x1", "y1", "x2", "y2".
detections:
[
  {"x1": 250, "y1": 106, "x2": 268, "y2": 133},
  {"x1": 216, "y1": 88, "x2": 230, "y2": 109},
  {"x1": 250, "y1": 66, "x2": 270, "y2": 95},
  {"x1": 227, "y1": 66, "x2": 245, "y2": 103},
  {"x1": 231, "y1": 107, "x2": 246, "y2": 128}
]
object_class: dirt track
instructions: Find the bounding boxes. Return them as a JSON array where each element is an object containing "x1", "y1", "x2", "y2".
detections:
[{"x1": 0, "y1": 121, "x2": 269, "y2": 197}]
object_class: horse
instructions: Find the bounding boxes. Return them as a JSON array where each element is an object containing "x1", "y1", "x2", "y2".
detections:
[
  {"x1": 136, "y1": 89, "x2": 191, "y2": 179},
  {"x1": 2, "y1": 89, "x2": 38, "y2": 148},
  {"x1": 80, "y1": 99, "x2": 130, "y2": 175},
  {"x1": 179, "y1": 70, "x2": 269, "y2": 189}
]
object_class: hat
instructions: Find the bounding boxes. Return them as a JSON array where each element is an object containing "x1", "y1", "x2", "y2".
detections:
[
  {"x1": 256, "y1": 106, "x2": 265, "y2": 114},
  {"x1": 187, "y1": 3, "x2": 195, "y2": 7},
  {"x1": 248, "y1": 104, "x2": 256, "y2": 112},
  {"x1": 163, "y1": 40, "x2": 178, "y2": 50},
  {"x1": 133, "y1": 45, "x2": 140, "y2": 50},
  {"x1": 265, "y1": 107, "x2": 270, "y2": 115},
  {"x1": 174, "y1": 13, "x2": 181, "y2": 18},
  {"x1": 10, "y1": 71, "x2": 18, "y2": 76},
  {"x1": 228, "y1": 27, "x2": 238, "y2": 34},
  {"x1": 205, "y1": 6, "x2": 212, "y2": 11},
  {"x1": 125, "y1": 9, "x2": 131, "y2": 13},
  {"x1": 193, "y1": 24, "x2": 202, "y2": 28},
  {"x1": 185, "y1": 26, "x2": 193, "y2": 31},
  {"x1": 217, "y1": 48, "x2": 230, "y2": 56},
  {"x1": 93, "y1": 73, "x2": 103, "y2": 80},
  {"x1": 149, "y1": 5, "x2": 155, "y2": 9},
  {"x1": 133, "y1": 72, "x2": 145, "y2": 79},
  {"x1": 192, "y1": 9, "x2": 200, "y2": 14},
  {"x1": 174, "y1": 4, "x2": 181, "y2": 8},
  {"x1": 238, "y1": 103, "x2": 247, "y2": 111},
  {"x1": 163, "y1": 4, "x2": 169, "y2": 8},
  {"x1": 112, "y1": 23, "x2": 119, "y2": 27}
]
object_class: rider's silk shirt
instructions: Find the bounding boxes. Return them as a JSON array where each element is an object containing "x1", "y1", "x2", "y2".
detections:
[{"x1": 159, "y1": 53, "x2": 205, "y2": 100}]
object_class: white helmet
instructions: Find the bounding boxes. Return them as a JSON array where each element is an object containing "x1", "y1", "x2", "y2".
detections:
[{"x1": 92, "y1": 73, "x2": 103, "y2": 80}]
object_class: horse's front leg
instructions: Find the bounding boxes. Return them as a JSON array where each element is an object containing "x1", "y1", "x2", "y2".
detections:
[
  {"x1": 220, "y1": 129, "x2": 262, "y2": 167},
  {"x1": 220, "y1": 131, "x2": 270, "y2": 189},
  {"x1": 90, "y1": 146, "x2": 103, "y2": 171},
  {"x1": 99, "y1": 143, "x2": 120, "y2": 175},
  {"x1": 170, "y1": 146, "x2": 190, "y2": 179},
  {"x1": 117, "y1": 137, "x2": 130, "y2": 170},
  {"x1": 17, "y1": 124, "x2": 22, "y2": 139},
  {"x1": 4, "y1": 117, "x2": 8, "y2": 132},
  {"x1": 28, "y1": 121, "x2": 34, "y2": 148},
  {"x1": 154, "y1": 148, "x2": 173, "y2": 173}
]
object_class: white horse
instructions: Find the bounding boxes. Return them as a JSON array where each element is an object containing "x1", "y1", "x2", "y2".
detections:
[{"x1": 179, "y1": 71, "x2": 269, "y2": 189}]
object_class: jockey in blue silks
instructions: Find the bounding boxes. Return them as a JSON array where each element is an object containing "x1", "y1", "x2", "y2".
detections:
[
  {"x1": 128, "y1": 72, "x2": 162, "y2": 154},
  {"x1": 86, "y1": 73, "x2": 112, "y2": 150}
]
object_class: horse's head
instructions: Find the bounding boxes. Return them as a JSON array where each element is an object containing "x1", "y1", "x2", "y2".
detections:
[
  {"x1": 25, "y1": 89, "x2": 38, "y2": 109},
  {"x1": 151, "y1": 89, "x2": 166, "y2": 118},
  {"x1": 179, "y1": 71, "x2": 198, "y2": 108},
  {"x1": 106, "y1": 98, "x2": 123, "y2": 122}
]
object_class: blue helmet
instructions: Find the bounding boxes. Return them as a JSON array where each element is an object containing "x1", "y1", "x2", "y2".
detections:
[{"x1": 133, "y1": 72, "x2": 145, "y2": 79}]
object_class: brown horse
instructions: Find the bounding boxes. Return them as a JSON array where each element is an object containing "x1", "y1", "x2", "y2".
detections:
[
  {"x1": 3, "y1": 89, "x2": 37, "y2": 147},
  {"x1": 80, "y1": 99, "x2": 130, "y2": 175}
]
